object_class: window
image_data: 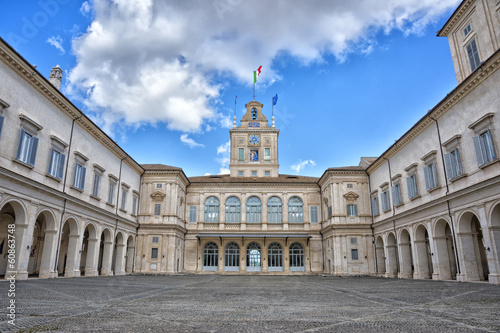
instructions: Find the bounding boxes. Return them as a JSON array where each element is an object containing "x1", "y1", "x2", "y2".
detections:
[
  {"x1": 328, "y1": 206, "x2": 332, "y2": 217},
  {"x1": 121, "y1": 188, "x2": 127, "y2": 211},
  {"x1": 267, "y1": 243, "x2": 283, "y2": 271},
  {"x1": 288, "y1": 196, "x2": 303, "y2": 223},
  {"x1": 238, "y1": 171, "x2": 244, "y2": 177},
  {"x1": 289, "y1": 243, "x2": 305, "y2": 271},
  {"x1": 463, "y1": 23, "x2": 472, "y2": 37},
  {"x1": 466, "y1": 38, "x2": 481, "y2": 72},
  {"x1": 152, "y1": 236, "x2": 159, "y2": 243},
  {"x1": 48, "y1": 148, "x2": 65, "y2": 179},
  {"x1": 238, "y1": 148, "x2": 244, "y2": 161},
  {"x1": 251, "y1": 171, "x2": 257, "y2": 177},
  {"x1": 224, "y1": 242, "x2": 240, "y2": 270},
  {"x1": 204, "y1": 196, "x2": 219, "y2": 223},
  {"x1": 351, "y1": 237, "x2": 357, "y2": 244},
  {"x1": 381, "y1": 190, "x2": 390, "y2": 211},
  {"x1": 154, "y1": 203, "x2": 161, "y2": 216},
  {"x1": 73, "y1": 163, "x2": 86, "y2": 190},
  {"x1": 132, "y1": 194, "x2": 138, "y2": 215},
  {"x1": 423, "y1": 162, "x2": 438, "y2": 191},
  {"x1": 473, "y1": 130, "x2": 497, "y2": 166},
  {"x1": 189, "y1": 206, "x2": 197, "y2": 223},
  {"x1": 392, "y1": 183, "x2": 402, "y2": 207},
  {"x1": 225, "y1": 196, "x2": 241, "y2": 223},
  {"x1": 156, "y1": 183, "x2": 163, "y2": 189},
  {"x1": 264, "y1": 148, "x2": 270, "y2": 161},
  {"x1": 151, "y1": 248, "x2": 158, "y2": 259},
  {"x1": 265, "y1": 171, "x2": 270, "y2": 177},
  {"x1": 16, "y1": 128, "x2": 39, "y2": 166},
  {"x1": 371, "y1": 196, "x2": 379, "y2": 216},
  {"x1": 92, "y1": 173, "x2": 100, "y2": 197},
  {"x1": 246, "y1": 196, "x2": 262, "y2": 223},
  {"x1": 347, "y1": 183, "x2": 353, "y2": 188},
  {"x1": 203, "y1": 242, "x2": 219, "y2": 271},
  {"x1": 108, "y1": 183, "x2": 115, "y2": 204},
  {"x1": 407, "y1": 174, "x2": 419, "y2": 199},
  {"x1": 351, "y1": 249, "x2": 358, "y2": 260},
  {"x1": 347, "y1": 204, "x2": 357, "y2": 216},
  {"x1": 310, "y1": 206, "x2": 318, "y2": 223},
  {"x1": 251, "y1": 108, "x2": 257, "y2": 120},
  {"x1": 267, "y1": 196, "x2": 282, "y2": 223},
  {"x1": 444, "y1": 148, "x2": 463, "y2": 180},
  {"x1": 246, "y1": 242, "x2": 262, "y2": 270}
]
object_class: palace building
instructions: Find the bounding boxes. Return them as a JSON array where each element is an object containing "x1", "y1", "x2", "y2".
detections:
[{"x1": 0, "y1": 0, "x2": 499, "y2": 283}]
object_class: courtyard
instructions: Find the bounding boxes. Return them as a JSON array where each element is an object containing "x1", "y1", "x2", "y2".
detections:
[{"x1": 1, "y1": 275, "x2": 500, "y2": 332}]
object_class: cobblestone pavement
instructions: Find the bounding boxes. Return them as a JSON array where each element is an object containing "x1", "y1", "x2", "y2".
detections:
[{"x1": 1, "y1": 275, "x2": 500, "y2": 332}]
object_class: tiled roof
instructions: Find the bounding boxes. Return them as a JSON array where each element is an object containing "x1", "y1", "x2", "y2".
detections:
[
  {"x1": 142, "y1": 164, "x2": 183, "y2": 171},
  {"x1": 189, "y1": 174, "x2": 319, "y2": 183}
]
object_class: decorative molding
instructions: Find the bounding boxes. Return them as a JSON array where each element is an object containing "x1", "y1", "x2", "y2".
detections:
[
  {"x1": 92, "y1": 163, "x2": 106, "y2": 173},
  {"x1": 468, "y1": 112, "x2": 495, "y2": 133},
  {"x1": 343, "y1": 191, "x2": 359, "y2": 202},
  {"x1": 50, "y1": 135, "x2": 68, "y2": 149},
  {"x1": 74, "y1": 151, "x2": 89, "y2": 162},
  {"x1": 438, "y1": 0, "x2": 473, "y2": 36},
  {"x1": 421, "y1": 150, "x2": 437, "y2": 162},
  {"x1": 150, "y1": 191, "x2": 166, "y2": 201},
  {"x1": 19, "y1": 113, "x2": 43, "y2": 132},
  {"x1": 404, "y1": 163, "x2": 418, "y2": 172},
  {"x1": 442, "y1": 134, "x2": 462, "y2": 148}
]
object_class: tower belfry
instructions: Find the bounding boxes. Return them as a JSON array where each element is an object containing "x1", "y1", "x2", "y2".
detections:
[{"x1": 229, "y1": 100, "x2": 279, "y2": 177}]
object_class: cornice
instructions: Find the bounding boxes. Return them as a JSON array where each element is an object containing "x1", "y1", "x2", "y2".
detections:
[
  {"x1": 144, "y1": 170, "x2": 190, "y2": 186},
  {"x1": 438, "y1": 0, "x2": 473, "y2": 37},
  {"x1": 368, "y1": 49, "x2": 500, "y2": 172},
  {"x1": 187, "y1": 182, "x2": 320, "y2": 189}
]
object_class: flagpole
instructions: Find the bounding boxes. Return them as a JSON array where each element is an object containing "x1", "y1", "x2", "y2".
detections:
[
  {"x1": 233, "y1": 96, "x2": 237, "y2": 128},
  {"x1": 253, "y1": 82, "x2": 255, "y2": 101}
]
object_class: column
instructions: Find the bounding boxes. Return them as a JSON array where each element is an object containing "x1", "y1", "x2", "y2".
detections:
[
  {"x1": 65, "y1": 234, "x2": 81, "y2": 277},
  {"x1": 85, "y1": 237, "x2": 99, "y2": 276},
  {"x1": 477, "y1": 205, "x2": 500, "y2": 283}
]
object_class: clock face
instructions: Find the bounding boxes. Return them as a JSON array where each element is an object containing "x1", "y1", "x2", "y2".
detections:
[{"x1": 249, "y1": 134, "x2": 260, "y2": 145}]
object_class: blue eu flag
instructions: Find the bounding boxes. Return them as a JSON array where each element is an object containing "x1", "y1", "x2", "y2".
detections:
[{"x1": 272, "y1": 94, "x2": 278, "y2": 106}]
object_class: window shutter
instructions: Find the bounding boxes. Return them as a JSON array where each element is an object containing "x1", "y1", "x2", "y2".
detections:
[
  {"x1": 0, "y1": 115, "x2": 4, "y2": 138},
  {"x1": 80, "y1": 166, "x2": 86, "y2": 189},
  {"x1": 444, "y1": 153, "x2": 453, "y2": 179},
  {"x1": 431, "y1": 163, "x2": 437, "y2": 187},
  {"x1": 354, "y1": 204, "x2": 357, "y2": 216},
  {"x1": 473, "y1": 135, "x2": 484, "y2": 165},
  {"x1": 57, "y1": 153, "x2": 65, "y2": 179},
  {"x1": 406, "y1": 177, "x2": 412, "y2": 198},
  {"x1": 28, "y1": 136, "x2": 39, "y2": 166},
  {"x1": 485, "y1": 130, "x2": 497, "y2": 160},
  {"x1": 455, "y1": 149, "x2": 463, "y2": 176},
  {"x1": 16, "y1": 128, "x2": 25, "y2": 160},
  {"x1": 73, "y1": 165, "x2": 79, "y2": 187},
  {"x1": 423, "y1": 165, "x2": 431, "y2": 190},
  {"x1": 48, "y1": 148, "x2": 55, "y2": 175}
]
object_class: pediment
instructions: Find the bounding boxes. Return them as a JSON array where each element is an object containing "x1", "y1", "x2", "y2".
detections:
[
  {"x1": 150, "y1": 191, "x2": 166, "y2": 201},
  {"x1": 343, "y1": 191, "x2": 359, "y2": 202}
]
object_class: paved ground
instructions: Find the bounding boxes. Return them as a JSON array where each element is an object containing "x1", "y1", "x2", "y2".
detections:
[{"x1": 1, "y1": 275, "x2": 500, "y2": 332}]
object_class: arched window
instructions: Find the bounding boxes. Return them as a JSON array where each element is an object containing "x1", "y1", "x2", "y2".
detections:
[
  {"x1": 224, "y1": 242, "x2": 240, "y2": 271},
  {"x1": 289, "y1": 242, "x2": 305, "y2": 271},
  {"x1": 267, "y1": 196, "x2": 282, "y2": 223},
  {"x1": 203, "y1": 242, "x2": 218, "y2": 271},
  {"x1": 246, "y1": 196, "x2": 261, "y2": 223},
  {"x1": 288, "y1": 196, "x2": 303, "y2": 223},
  {"x1": 225, "y1": 196, "x2": 241, "y2": 223},
  {"x1": 251, "y1": 108, "x2": 257, "y2": 120},
  {"x1": 267, "y1": 242, "x2": 283, "y2": 271},
  {"x1": 246, "y1": 242, "x2": 261, "y2": 271},
  {"x1": 204, "y1": 196, "x2": 219, "y2": 223}
]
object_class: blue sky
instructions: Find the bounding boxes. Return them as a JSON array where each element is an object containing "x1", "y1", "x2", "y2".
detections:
[{"x1": 1, "y1": 0, "x2": 461, "y2": 177}]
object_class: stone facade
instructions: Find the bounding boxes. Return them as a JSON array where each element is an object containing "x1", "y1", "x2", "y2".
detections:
[{"x1": 0, "y1": 0, "x2": 499, "y2": 284}]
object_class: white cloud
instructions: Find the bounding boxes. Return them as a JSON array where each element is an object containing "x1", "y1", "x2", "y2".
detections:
[
  {"x1": 68, "y1": 0, "x2": 459, "y2": 132},
  {"x1": 46, "y1": 36, "x2": 65, "y2": 54},
  {"x1": 180, "y1": 134, "x2": 205, "y2": 148},
  {"x1": 216, "y1": 140, "x2": 231, "y2": 174},
  {"x1": 291, "y1": 160, "x2": 317, "y2": 173},
  {"x1": 80, "y1": 1, "x2": 91, "y2": 16}
]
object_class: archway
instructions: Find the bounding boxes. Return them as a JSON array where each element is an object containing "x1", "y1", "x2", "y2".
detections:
[
  {"x1": 97, "y1": 228, "x2": 113, "y2": 276},
  {"x1": 399, "y1": 229, "x2": 414, "y2": 278},
  {"x1": 28, "y1": 211, "x2": 56, "y2": 278},
  {"x1": 224, "y1": 242, "x2": 240, "y2": 271},
  {"x1": 80, "y1": 223, "x2": 98, "y2": 276},
  {"x1": 125, "y1": 236, "x2": 134, "y2": 274},
  {"x1": 458, "y1": 212, "x2": 489, "y2": 281},
  {"x1": 375, "y1": 236, "x2": 386, "y2": 275},
  {"x1": 113, "y1": 232, "x2": 125, "y2": 275},
  {"x1": 414, "y1": 225, "x2": 433, "y2": 279},
  {"x1": 203, "y1": 242, "x2": 219, "y2": 271},
  {"x1": 0, "y1": 201, "x2": 27, "y2": 278},
  {"x1": 267, "y1": 242, "x2": 283, "y2": 272},
  {"x1": 386, "y1": 233, "x2": 398, "y2": 277},
  {"x1": 491, "y1": 203, "x2": 500, "y2": 280},
  {"x1": 246, "y1": 242, "x2": 262, "y2": 272},
  {"x1": 434, "y1": 219, "x2": 457, "y2": 280},
  {"x1": 57, "y1": 218, "x2": 79, "y2": 277}
]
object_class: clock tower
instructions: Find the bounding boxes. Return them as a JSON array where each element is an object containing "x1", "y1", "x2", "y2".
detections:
[{"x1": 229, "y1": 100, "x2": 279, "y2": 177}]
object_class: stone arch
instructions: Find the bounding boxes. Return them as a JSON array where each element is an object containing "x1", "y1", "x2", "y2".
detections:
[
  {"x1": 113, "y1": 231, "x2": 126, "y2": 275},
  {"x1": 125, "y1": 235, "x2": 135, "y2": 274},
  {"x1": 98, "y1": 227, "x2": 113, "y2": 276},
  {"x1": 433, "y1": 218, "x2": 457, "y2": 280},
  {"x1": 0, "y1": 200, "x2": 27, "y2": 278},
  {"x1": 375, "y1": 236, "x2": 385, "y2": 275},
  {"x1": 246, "y1": 242, "x2": 262, "y2": 272},
  {"x1": 386, "y1": 232, "x2": 398, "y2": 277},
  {"x1": 458, "y1": 211, "x2": 489, "y2": 281},
  {"x1": 57, "y1": 217, "x2": 80, "y2": 277},
  {"x1": 80, "y1": 222, "x2": 98, "y2": 276},
  {"x1": 490, "y1": 202, "x2": 500, "y2": 281},
  {"x1": 399, "y1": 228, "x2": 414, "y2": 278},
  {"x1": 28, "y1": 209, "x2": 57, "y2": 278},
  {"x1": 414, "y1": 224, "x2": 433, "y2": 279}
]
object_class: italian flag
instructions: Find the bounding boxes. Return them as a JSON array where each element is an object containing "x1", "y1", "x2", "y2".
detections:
[{"x1": 253, "y1": 65, "x2": 262, "y2": 83}]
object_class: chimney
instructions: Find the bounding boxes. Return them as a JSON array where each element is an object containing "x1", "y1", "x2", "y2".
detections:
[{"x1": 49, "y1": 65, "x2": 63, "y2": 90}]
